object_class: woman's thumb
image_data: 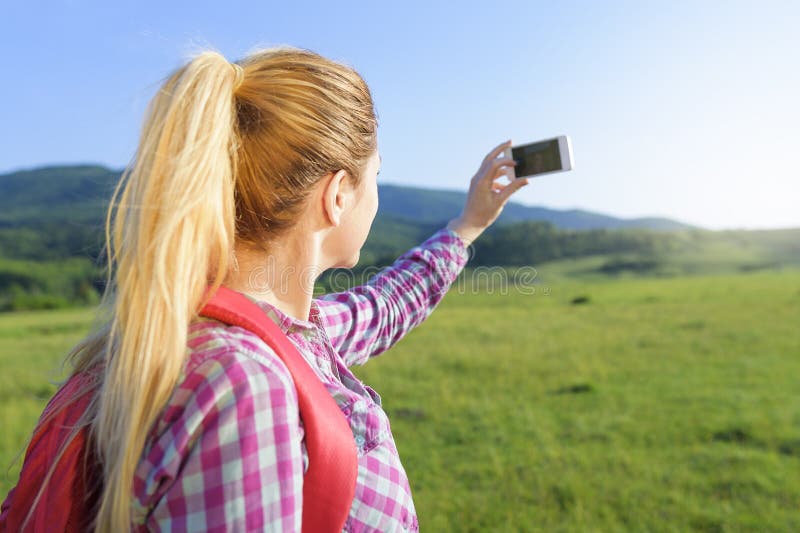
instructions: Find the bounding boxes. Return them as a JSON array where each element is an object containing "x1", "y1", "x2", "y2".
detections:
[{"x1": 499, "y1": 177, "x2": 529, "y2": 202}]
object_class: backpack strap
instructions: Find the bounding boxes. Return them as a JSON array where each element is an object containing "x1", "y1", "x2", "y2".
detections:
[{"x1": 199, "y1": 286, "x2": 358, "y2": 533}]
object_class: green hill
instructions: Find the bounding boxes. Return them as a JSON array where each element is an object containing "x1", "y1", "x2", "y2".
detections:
[
  {"x1": 1, "y1": 165, "x2": 692, "y2": 231},
  {"x1": 377, "y1": 183, "x2": 695, "y2": 231},
  {"x1": 0, "y1": 165, "x2": 118, "y2": 226},
  {"x1": 1, "y1": 164, "x2": 798, "y2": 311}
]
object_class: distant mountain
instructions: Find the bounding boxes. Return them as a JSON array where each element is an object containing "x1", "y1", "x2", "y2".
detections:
[
  {"x1": 0, "y1": 165, "x2": 695, "y2": 231},
  {"x1": 2, "y1": 165, "x2": 797, "y2": 312},
  {"x1": 376, "y1": 184, "x2": 695, "y2": 231},
  {"x1": 0, "y1": 165, "x2": 119, "y2": 226}
]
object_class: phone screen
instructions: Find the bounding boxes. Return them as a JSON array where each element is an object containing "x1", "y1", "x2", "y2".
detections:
[{"x1": 512, "y1": 139, "x2": 563, "y2": 177}]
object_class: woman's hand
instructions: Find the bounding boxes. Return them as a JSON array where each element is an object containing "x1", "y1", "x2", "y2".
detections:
[{"x1": 446, "y1": 140, "x2": 530, "y2": 246}]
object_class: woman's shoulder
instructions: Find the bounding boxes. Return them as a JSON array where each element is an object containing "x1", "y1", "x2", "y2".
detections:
[
  {"x1": 133, "y1": 317, "x2": 305, "y2": 522},
  {"x1": 185, "y1": 317, "x2": 296, "y2": 387},
  {"x1": 138, "y1": 317, "x2": 302, "y2": 459},
  {"x1": 145, "y1": 318, "x2": 300, "y2": 438}
]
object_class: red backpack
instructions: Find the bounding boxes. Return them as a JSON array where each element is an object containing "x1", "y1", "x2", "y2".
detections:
[{"x1": 1, "y1": 286, "x2": 358, "y2": 532}]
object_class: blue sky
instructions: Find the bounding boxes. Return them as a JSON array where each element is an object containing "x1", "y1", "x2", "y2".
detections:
[{"x1": 2, "y1": 0, "x2": 798, "y2": 229}]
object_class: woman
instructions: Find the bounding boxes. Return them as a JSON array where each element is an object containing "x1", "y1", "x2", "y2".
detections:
[{"x1": 7, "y1": 46, "x2": 529, "y2": 531}]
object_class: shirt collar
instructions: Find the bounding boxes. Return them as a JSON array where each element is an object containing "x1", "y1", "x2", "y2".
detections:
[{"x1": 241, "y1": 293, "x2": 322, "y2": 341}]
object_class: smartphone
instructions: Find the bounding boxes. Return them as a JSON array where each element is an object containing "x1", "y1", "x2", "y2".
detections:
[{"x1": 503, "y1": 135, "x2": 574, "y2": 179}]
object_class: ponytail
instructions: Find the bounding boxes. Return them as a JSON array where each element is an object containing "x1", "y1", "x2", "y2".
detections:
[{"x1": 92, "y1": 51, "x2": 238, "y2": 530}]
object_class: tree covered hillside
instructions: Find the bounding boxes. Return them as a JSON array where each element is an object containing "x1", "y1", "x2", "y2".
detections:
[{"x1": 1, "y1": 165, "x2": 797, "y2": 311}]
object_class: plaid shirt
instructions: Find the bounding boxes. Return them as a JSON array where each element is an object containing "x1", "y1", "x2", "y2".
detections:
[{"x1": 132, "y1": 226, "x2": 470, "y2": 532}]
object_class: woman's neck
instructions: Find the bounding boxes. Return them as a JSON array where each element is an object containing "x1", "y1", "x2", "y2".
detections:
[{"x1": 224, "y1": 229, "x2": 325, "y2": 323}]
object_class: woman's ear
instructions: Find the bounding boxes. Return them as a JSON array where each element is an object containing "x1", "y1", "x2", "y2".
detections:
[{"x1": 321, "y1": 169, "x2": 352, "y2": 227}]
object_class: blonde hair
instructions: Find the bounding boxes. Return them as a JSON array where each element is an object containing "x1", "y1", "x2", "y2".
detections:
[{"x1": 20, "y1": 46, "x2": 377, "y2": 531}]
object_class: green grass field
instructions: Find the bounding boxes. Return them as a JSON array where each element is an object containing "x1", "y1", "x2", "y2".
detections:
[{"x1": 1, "y1": 269, "x2": 798, "y2": 531}]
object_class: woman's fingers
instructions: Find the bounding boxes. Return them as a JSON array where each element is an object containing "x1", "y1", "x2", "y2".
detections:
[
  {"x1": 497, "y1": 176, "x2": 529, "y2": 202},
  {"x1": 492, "y1": 175, "x2": 528, "y2": 194},
  {"x1": 475, "y1": 154, "x2": 516, "y2": 184},
  {"x1": 486, "y1": 157, "x2": 516, "y2": 179},
  {"x1": 475, "y1": 140, "x2": 512, "y2": 178},
  {"x1": 483, "y1": 140, "x2": 512, "y2": 165},
  {"x1": 456, "y1": 141, "x2": 530, "y2": 233}
]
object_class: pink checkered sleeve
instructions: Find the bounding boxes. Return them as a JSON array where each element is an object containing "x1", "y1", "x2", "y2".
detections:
[
  {"x1": 134, "y1": 346, "x2": 304, "y2": 532},
  {"x1": 315, "y1": 226, "x2": 470, "y2": 366}
]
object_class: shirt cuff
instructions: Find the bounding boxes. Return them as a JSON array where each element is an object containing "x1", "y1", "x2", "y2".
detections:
[{"x1": 439, "y1": 226, "x2": 471, "y2": 265}]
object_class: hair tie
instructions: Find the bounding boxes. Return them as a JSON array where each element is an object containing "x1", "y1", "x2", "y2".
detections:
[{"x1": 231, "y1": 63, "x2": 245, "y2": 90}]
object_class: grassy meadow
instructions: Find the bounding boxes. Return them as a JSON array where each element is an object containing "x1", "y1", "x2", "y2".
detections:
[{"x1": 1, "y1": 267, "x2": 798, "y2": 531}]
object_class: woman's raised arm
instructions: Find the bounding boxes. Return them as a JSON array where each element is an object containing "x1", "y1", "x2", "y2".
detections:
[{"x1": 315, "y1": 140, "x2": 529, "y2": 367}]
